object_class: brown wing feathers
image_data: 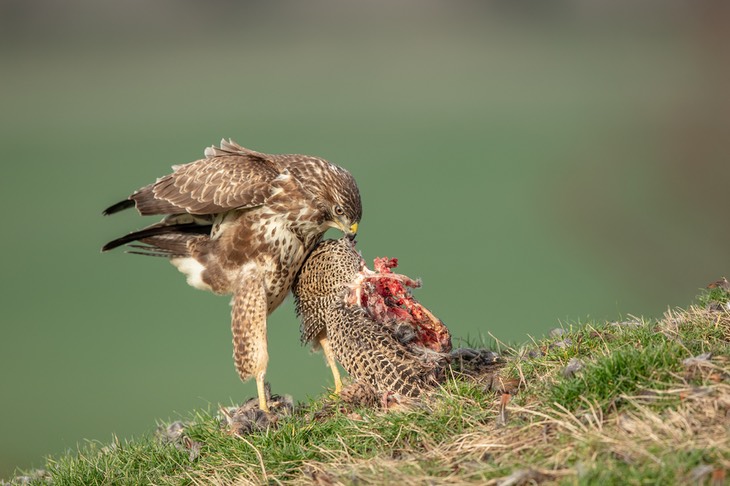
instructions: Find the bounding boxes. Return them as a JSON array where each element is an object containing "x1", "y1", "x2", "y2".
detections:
[
  {"x1": 102, "y1": 199, "x2": 135, "y2": 216},
  {"x1": 140, "y1": 155, "x2": 280, "y2": 216},
  {"x1": 102, "y1": 141, "x2": 284, "y2": 254},
  {"x1": 101, "y1": 222, "x2": 210, "y2": 253},
  {"x1": 103, "y1": 144, "x2": 282, "y2": 218}
]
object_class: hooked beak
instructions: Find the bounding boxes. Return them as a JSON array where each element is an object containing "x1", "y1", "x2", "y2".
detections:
[
  {"x1": 332, "y1": 220, "x2": 358, "y2": 239},
  {"x1": 346, "y1": 222, "x2": 358, "y2": 240}
]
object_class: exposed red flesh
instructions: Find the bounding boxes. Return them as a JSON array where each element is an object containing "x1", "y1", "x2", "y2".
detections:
[{"x1": 359, "y1": 256, "x2": 451, "y2": 353}]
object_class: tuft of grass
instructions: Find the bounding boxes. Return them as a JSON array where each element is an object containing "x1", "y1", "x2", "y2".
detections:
[
  {"x1": 696, "y1": 283, "x2": 730, "y2": 310},
  {"x1": 548, "y1": 339, "x2": 687, "y2": 412},
  {"x1": 5, "y1": 302, "x2": 729, "y2": 485}
]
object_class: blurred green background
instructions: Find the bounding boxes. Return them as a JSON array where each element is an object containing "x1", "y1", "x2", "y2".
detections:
[{"x1": 1, "y1": 0, "x2": 728, "y2": 478}]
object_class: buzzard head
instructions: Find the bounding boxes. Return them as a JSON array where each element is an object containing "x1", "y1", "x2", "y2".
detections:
[{"x1": 321, "y1": 166, "x2": 362, "y2": 238}]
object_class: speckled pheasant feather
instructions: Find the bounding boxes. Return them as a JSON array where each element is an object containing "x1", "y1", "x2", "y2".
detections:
[{"x1": 293, "y1": 238, "x2": 451, "y2": 398}]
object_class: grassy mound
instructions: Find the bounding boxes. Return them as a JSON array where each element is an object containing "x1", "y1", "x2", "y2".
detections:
[{"x1": 7, "y1": 292, "x2": 729, "y2": 485}]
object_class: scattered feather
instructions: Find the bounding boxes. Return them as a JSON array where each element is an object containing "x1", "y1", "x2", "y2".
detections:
[{"x1": 562, "y1": 358, "x2": 584, "y2": 378}]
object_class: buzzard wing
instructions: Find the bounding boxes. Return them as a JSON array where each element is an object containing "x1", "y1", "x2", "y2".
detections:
[{"x1": 125, "y1": 140, "x2": 283, "y2": 216}]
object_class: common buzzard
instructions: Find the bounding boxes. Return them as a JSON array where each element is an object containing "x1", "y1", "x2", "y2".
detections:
[{"x1": 102, "y1": 139, "x2": 361, "y2": 411}]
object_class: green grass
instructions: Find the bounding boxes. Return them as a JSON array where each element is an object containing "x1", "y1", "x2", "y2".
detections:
[{"x1": 6, "y1": 291, "x2": 729, "y2": 485}]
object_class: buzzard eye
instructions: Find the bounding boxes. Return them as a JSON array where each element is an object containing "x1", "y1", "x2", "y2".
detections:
[{"x1": 334, "y1": 205, "x2": 345, "y2": 216}]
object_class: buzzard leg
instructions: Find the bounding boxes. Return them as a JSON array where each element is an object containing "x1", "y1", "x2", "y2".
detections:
[
  {"x1": 319, "y1": 336, "x2": 343, "y2": 394},
  {"x1": 231, "y1": 279, "x2": 270, "y2": 412}
]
